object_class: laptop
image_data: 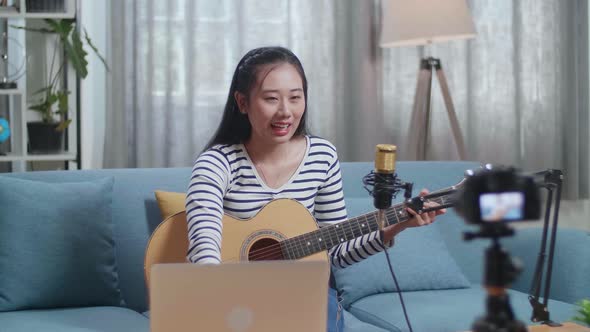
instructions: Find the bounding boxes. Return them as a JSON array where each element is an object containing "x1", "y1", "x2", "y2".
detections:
[{"x1": 149, "y1": 261, "x2": 330, "y2": 332}]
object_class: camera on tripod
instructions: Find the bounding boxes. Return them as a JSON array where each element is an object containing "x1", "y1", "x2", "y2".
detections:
[
  {"x1": 454, "y1": 165, "x2": 542, "y2": 332},
  {"x1": 455, "y1": 164, "x2": 541, "y2": 227}
]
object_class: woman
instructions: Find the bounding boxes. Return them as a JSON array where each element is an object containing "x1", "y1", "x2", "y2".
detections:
[{"x1": 185, "y1": 46, "x2": 444, "y2": 331}]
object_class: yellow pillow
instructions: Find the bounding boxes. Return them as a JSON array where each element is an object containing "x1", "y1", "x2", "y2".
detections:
[{"x1": 154, "y1": 190, "x2": 186, "y2": 220}]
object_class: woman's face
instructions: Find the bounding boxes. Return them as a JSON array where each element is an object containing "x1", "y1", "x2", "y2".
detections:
[{"x1": 236, "y1": 63, "x2": 306, "y2": 145}]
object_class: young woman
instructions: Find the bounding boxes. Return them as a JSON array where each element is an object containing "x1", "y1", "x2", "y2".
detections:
[{"x1": 185, "y1": 46, "x2": 444, "y2": 331}]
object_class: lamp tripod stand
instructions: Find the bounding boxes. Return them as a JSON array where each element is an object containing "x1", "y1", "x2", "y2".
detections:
[{"x1": 406, "y1": 57, "x2": 466, "y2": 160}]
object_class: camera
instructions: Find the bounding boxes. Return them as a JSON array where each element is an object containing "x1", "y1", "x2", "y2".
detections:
[
  {"x1": 455, "y1": 165, "x2": 541, "y2": 225},
  {"x1": 453, "y1": 165, "x2": 544, "y2": 332}
]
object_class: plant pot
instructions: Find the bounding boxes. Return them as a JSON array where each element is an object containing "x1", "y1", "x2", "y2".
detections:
[{"x1": 27, "y1": 121, "x2": 64, "y2": 154}]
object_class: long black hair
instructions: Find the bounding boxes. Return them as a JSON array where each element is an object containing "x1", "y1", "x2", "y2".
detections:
[{"x1": 204, "y1": 46, "x2": 309, "y2": 150}]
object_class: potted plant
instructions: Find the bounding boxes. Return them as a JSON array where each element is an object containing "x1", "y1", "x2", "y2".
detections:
[
  {"x1": 573, "y1": 299, "x2": 590, "y2": 327},
  {"x1": 14, "y1": 19, "x2": 108, "y2": 153}
]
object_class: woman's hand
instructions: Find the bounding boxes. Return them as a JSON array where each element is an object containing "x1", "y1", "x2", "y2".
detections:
[{"x1": 381, "y1": 189, "x2": 446, "y2": 245}]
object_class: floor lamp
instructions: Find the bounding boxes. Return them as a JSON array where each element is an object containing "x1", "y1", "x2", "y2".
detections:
[{"x1": 380, "y1": 0, "x2": 476, "y2": 160}]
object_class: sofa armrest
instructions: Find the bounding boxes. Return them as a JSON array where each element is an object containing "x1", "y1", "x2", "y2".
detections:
[{"x1": 503, "y1": 227, "x2": 590, "y2": 304}]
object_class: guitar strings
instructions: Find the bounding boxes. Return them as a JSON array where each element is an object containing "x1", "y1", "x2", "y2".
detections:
[
  {"x1": 243, "y1": 215, "x2": 378, "y2": 261},
  {"x1": 244, "y1": 208, "x2": 409, "y2": 261},
  {"x1": 250, "y1": 211, "x2": 385, "y2": 261},
  {"x1": 245, "y1": 227, "x2": 365, "y2": 261},
  {"x1": 228, "y1": 195, "x2": 446, "y2": 261},
  {"x1": 243, "y1": 204, "x2": 418, "y2": 260},
  {"x1": 242, "y1": 196, "x2": 450, "y2": 261},
  {"x1": 242, "y1": 196, "x2": 445, "y2": 261}
]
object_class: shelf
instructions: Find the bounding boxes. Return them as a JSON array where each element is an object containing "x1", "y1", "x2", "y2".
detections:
[
  {"x1": 0, "y1": 0, "x2": 80, "y2": 173},
  {"x1": 0, "y1": 6, "x2": 20, "y2": 17},
  {"x1": 22, "y1": 12, "x2": 75, "y2": 19},
  {"x1": 0, "y1": 12, "x2": 75, "y2": 19},
  {"x1": 0, "y1": 89, "x2": 23, "y2": 95},
  {"x1": 0, "y1": 153, "x2": 76, "y2": 162},
  {"x1": 0, "y1": 7, "x2": 75, "y2": 19}
]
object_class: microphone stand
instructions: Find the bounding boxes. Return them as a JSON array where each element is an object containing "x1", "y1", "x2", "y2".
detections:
[{"x1": 528, "y1": 169, "x2": 563, "y2": 327}]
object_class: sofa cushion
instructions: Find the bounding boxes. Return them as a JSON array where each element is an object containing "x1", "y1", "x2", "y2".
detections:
[
  {"x1": 154, "y1": 190, "x2": 186, "y2": 219},
  {"x1": 342, "y1": 308, "x2": 395, "y2": 332},
  {"x1": 0, "y1": 176, "x2": 123, "y2": 311},
  {"x1": 0, "y1": 306, "x2": 149, "y2": 332},
  {"x1": 332, "y1": 212, "x2": 470, "y2": 308},
  {"x1": 347, "y1": 287, "x2": 578, "y2": 332}
]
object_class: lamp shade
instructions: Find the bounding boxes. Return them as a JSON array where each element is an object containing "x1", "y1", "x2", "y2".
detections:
[{"x1": 380, "y1": 0, "x2": 476, "y2": 48}]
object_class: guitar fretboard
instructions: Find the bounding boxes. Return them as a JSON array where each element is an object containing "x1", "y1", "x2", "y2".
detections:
[{"x1": 280, "y1": 193, "x2": 453, "y2": 260}]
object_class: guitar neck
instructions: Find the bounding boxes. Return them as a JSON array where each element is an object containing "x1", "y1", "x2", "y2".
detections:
[{"x1": 281, "y1": 188, "x2": 456, "y2": 260}]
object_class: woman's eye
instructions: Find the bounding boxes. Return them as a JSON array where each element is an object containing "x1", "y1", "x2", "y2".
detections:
[{"x1": 291, "y1": 96, "x2": 302, "y2": 100}]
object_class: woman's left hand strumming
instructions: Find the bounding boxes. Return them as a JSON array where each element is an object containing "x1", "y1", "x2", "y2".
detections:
[{"x1": 381, "y1": 188, "x2": 446, "y2": 245}]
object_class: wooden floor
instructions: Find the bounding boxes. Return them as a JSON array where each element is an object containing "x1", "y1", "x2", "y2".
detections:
[
  {"x1": 529, "y1": 322, "x2": 590, "y2": 331},
  {"x1": 462, "y1": 322, "x2": 590, "y2": 332}
]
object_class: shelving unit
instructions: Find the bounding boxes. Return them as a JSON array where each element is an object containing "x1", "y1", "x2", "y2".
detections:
[
  {"x1": 0, "y1": 0, "x2": 76, "y2": 19},
  {"x1": 0, "y1": 0, "x2": 79, "y2": 173}
]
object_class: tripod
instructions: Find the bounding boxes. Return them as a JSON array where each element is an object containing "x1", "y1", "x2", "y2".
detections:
[
  {"x1": 406, "y1": 57, "x2": 466, "y2": 160},
  {"x1": 465, "y1": 225, "x2": 528, "y2": 332}
]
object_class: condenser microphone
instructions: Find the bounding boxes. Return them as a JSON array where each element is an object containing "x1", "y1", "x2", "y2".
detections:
[{"x1": 374, "y1": 144, "x2": 397, "y2": 229}]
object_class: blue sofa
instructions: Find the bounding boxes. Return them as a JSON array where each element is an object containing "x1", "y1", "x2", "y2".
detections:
[{"x1": 0, "y1": 161, "x2": 588, "y2": 332}]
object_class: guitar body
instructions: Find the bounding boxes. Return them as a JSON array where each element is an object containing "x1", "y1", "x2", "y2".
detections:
[
  {"x1": 144, "y1": 199, "x2": 328, "y2": 288},
  {"x1": 220, "y1": 199, "x2": 328, "y2": 262}
]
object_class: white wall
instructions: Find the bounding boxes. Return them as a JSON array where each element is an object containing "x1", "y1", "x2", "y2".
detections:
[{"x1": 79, "y1": 0, "x2": 108, "y2": 169}]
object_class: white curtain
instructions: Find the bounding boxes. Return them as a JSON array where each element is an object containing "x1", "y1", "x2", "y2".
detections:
[
  {"x1": 105, "y1": 0, "x2": 588, "y2": 199},
  {"x1": 383, "y1": 0, "x2": 589, "y2": 199}
]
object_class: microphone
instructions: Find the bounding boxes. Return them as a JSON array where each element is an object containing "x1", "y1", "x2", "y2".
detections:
[
  {"x1": 369, "y1": 145, "x2": 416, "y2": 332},
  {"x1": 374, "y1": 144, "x2": 397, "y2": 228}
]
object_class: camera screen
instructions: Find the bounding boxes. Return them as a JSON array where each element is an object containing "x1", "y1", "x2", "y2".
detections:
[{"x1": 479, "y1": 192, "x2": 524, "y2": 222}]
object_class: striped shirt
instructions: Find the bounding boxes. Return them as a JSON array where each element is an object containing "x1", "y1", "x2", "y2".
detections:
[{"x1": 185, "y1": 135, "x2": 388, "y2": 268}]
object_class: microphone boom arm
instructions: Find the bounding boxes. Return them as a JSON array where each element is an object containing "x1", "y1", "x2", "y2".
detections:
[{"x1": 527, "y1": 169, "x2": 563, "y2": 327}]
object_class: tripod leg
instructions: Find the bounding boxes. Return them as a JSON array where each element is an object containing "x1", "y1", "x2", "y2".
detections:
[
  {"x1": 407, "y1": 63, "x2": 432, "y2": 160},
  {"x1": 435, "y1": 67, "x2": 467, "y2": 160}
]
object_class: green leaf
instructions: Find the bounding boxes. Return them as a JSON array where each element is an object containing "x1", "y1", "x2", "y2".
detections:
[
  {"x1": 572, "y1": 299, "x2": 590, "y2": 326},
  {"x1": 55, "y1": 119, "x2": 72, "y2": 132},
  {"x1": 29, "y1": 99, "x2": 54, "y2": 123},
  {"x1": 45, "y1": 19, "x2": 74, "y2": 40},
  {"x1": 57, "y1": 91, "x2": 69, "y2": 115},
  {"x1": 47, "y1": 93, "x2": 59, "y2": 106},
  {"x1": 28, "y1": 102, "x2": 50, "y2": 113},
  {"x1": 64, "y1": 29, "x2": 89, "y2": 78},
  {"x1": 9, "y1": 24, "x2": 55, "y2": 34},
  {"x1": 32, "y1": 86, "x2": 53, "y2": 95},
  {"x1": 84, "y1": 28, "x2": 110, "y2": 72}
]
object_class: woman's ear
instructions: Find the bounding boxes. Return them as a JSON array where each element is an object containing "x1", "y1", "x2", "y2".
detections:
[{"x1": 234, "y1": 92, "x2": 247, "y2": 115}]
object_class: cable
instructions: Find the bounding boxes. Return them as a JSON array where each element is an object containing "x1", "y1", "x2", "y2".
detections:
[
  {"x1": 364, "y1": 170, "x2": 415, "y2": 331},
  {"x1": 383, "y1": 247, "x2": 414, "y2": 332}
]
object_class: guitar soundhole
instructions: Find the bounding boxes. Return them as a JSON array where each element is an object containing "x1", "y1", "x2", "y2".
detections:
[{"x1": 248, "y1": 238, "x2": 284, "y2": 261}]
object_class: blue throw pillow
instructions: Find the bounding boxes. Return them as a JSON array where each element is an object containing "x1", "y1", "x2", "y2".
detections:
[
  {"x1": 332, "y1": 214, "x2": 470, "y2": 308},
  {"x1": 0, "y1": 176, "x2": 124, "y2": 311}
]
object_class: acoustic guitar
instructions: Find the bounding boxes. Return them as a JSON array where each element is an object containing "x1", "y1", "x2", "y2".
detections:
[{"x1": 144, "y1": 180, "x2": 463, "y2": 287}]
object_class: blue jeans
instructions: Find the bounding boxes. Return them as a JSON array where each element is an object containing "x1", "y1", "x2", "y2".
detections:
[{"x1": 327, "y1": 287, "x2": 344, "y2": 332}]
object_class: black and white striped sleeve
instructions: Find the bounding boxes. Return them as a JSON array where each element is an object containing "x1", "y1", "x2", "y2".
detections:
[
  {"x1": 315, "y1": 150, "x2": 388, "y2": 269},
  {"x1": 185, "y1": 148, "x2": 230, "y2": 264}
]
